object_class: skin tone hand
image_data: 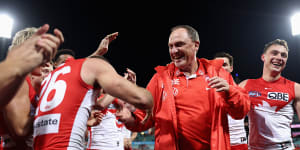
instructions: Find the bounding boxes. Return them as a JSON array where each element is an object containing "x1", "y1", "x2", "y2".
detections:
[
  {"x1": 87, "y1": 110, "x2": 104, "y2": 127},
  {"x1": 92, "y1": 32, "x2": 119, "y2": 56},
  {"x1": 208, "y1": 76, "x2": 230, "y2": 92},
  {"x1": 124, "y1": 68, "x2": 151, "y2": 124},
  {"x1": 0, "y1": 24, "x2": 63, "y2": 108},
  {"x1": 6, "y1": 24, "x2": 64, "y2": 76},
  {"x1": 124, "y1": 68, "x2": 136, "y2": 84}
]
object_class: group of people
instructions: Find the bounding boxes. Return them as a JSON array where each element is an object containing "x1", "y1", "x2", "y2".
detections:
[{"x1": 0, "y1": 23, "x2": 299, "y2": 150}]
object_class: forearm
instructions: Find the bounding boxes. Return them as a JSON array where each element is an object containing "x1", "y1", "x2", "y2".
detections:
[
  {"x1": 95, "y1": 94, "x2": 115, "y2": 110},
  {"x1": 225, "y1": 85, "x2": 250, "y2": 119},
  {"x1": 130, "y1": 132, "x2": 138, "y2": 141},
  {"x1": 0, "y1": 60, "x2": 27, "y2": 107}
]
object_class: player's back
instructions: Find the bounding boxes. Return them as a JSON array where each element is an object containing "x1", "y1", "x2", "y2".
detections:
[{"x1": 33, "y1": 58, "x2": 97, "y2": 150}]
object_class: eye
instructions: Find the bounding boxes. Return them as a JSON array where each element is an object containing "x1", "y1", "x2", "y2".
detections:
[
  {"x1": 281, "y1": 52, "x2": 288, "y2": 58},
  {"x1": 271, "y1": 51, "x2": 279, "y2": 56},
  {"x1": 175, "y1": 42, "x2": 185, "y2": 47}
]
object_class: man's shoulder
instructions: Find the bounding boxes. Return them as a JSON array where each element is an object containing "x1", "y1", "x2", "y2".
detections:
[{"x1": 199, "y1": 58, "x2": 224, "y2": 71}]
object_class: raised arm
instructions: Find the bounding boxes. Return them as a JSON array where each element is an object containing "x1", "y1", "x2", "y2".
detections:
[
  {"x1": 89, "y1": 32, "x2": 118, "y2": 56},
  {"x1": 0, "y1": 24, "x2": 64, "y2": 108}
]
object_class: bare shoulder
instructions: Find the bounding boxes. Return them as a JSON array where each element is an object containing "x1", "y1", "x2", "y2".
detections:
[
  {"x1": 238, "y1": 79, "x2": 248, "y2": 88},
  {"x1": 81, "y1": 57, "x2": 117, "y2": 86},
  {"x1": 294, "y1": 82, "x2": 300, "y2": 98}
]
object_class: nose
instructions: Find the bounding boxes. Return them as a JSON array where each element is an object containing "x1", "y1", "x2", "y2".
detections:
[{"x1": 170, "y1": 46, "x2": 178, "y2": 54}]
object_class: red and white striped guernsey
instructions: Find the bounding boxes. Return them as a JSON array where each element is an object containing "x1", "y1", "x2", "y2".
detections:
[
  {"x1": 245, "y1": 76, "x2": 295, "y2": 149},
  {"x1": 33, "y1": 58, "x2": 98, "y2": 150}
]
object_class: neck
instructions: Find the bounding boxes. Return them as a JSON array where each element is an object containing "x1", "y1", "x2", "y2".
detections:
[
  {"x1": 262, "y1": 68, "x2": 281, "y2": 82},
  {"x1": 180, "y1": 60, "x2": 198, "y2": 76}
]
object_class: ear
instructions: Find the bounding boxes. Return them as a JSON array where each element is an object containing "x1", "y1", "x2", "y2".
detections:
[
  {"x1": 261, "y1": 54, "x2": 265, "y2": 62},
  {"x1": 194, "y1": 41, "x2": 200, "y2": 51},
  {"x1": 229, "y1": 66, "x2": 233, "y2": 73}
]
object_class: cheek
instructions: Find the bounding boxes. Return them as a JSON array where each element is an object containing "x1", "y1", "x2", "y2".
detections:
[{"x1": 31, "y1": 67, "x2": 42, "y2": 76}]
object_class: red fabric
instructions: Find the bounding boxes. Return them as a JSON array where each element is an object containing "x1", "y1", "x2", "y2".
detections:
[
  {"x1": 126, "y1": 58, "x2": 250, "y2": 150},
  {"x1": 173, "y1": 61, "x2": 211, "y2": 149},
  {"x1": 26, "y1": 76, "x2": 37, "y2": 107},
  {"x1": 230, "y1": 144, "x2": 248, "y2": 150},
  {"x1": 34, "y1": 58, "x2": 94, "y2": 149}
]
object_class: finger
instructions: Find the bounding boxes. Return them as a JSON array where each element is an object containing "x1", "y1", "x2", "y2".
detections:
[
  {"x1": 216, "y1": 87, "x2": 226, "y2": 92},
  {"x1": 208, "y1": 76, "x2": 218, "y2": 81},
  {"x1": 41, "y1": 34, "x2": 61, "y2": 47},
  {"x1": 38, "y1": 38, "x2": 58, "y2": 60},
  {"x1": 36, "y1": 40, "x2": 55, "y2": 62},
  {"x1": 107, "y1": 32, "x2": 118, "y2": 42},
  {"x1": 210, "y1": 82, "x2": 224, "y2": 89},
  {"x1": 126, "y1": 68, "x2": 136, "y2": 75},
  {"x1": 54, "y1": 28, "x2": 64, "y2": 43},
  {"x1": 124, "y1": 73, "x2": 129, "y2": 79},
  {"x1": 208, "y1": 78, "x2": 220, "y2": 86},
  {"x1": 34, "y1": 24, "x2": 50, "y2": 36}
]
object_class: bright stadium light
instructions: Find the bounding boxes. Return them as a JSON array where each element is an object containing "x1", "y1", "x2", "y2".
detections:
[
  {"x1": 291, "y1": 12, "x2": 300, "y2": 36},
  {"x1": 0, "y1": 14, "x2": 13, "y2": 38}
]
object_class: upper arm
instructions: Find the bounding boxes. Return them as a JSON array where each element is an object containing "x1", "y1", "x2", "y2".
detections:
[
  {"x1": 3, "y1": 80, "x2": 32, "y2": 137},
  {"x1": 294, "y1": 83, "x2": 300, "y2": 119},
  {"x1": 81, "y1": 58, "x2": 152, "y2": 109}
]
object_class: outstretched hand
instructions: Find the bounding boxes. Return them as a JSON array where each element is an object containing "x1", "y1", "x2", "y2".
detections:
[
  {"x1": 124, "y1": 68, "x2": 136, "y2": 84},
  {"x1": 6, "y1": 24, "x2": 64, "y2": 75},
  {"x1": 94, "y1": 32, "x2": 118, "y2": 56}
]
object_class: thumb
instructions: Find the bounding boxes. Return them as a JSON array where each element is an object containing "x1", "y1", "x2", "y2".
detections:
[{"x1": 34, "y1": 24, "x2": 50, "y2": 36}]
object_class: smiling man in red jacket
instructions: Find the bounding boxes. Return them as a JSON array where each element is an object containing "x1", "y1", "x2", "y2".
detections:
[{"x1": 117, "y1": 25, "x2": 250, "y2": 150}]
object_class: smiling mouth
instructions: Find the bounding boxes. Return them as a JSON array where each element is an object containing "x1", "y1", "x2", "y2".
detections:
[
  {"x1": 173, "y1": 55, "x2": 184, "y2": 60},
  {"x1": 272, "y1": 63, "x2": 281, "y2": 66}
]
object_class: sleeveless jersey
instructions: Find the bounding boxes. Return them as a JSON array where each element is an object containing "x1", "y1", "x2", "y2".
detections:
[
  {"x1": 86, "y1": 99, "x2": 124, "y2": 150},
  {"x1": 227, "y1": 115, "x2": 247, "y2": 145},
  {"x1": 33, "y1": 58, "x2": 98, "y2": 150},
  {"x1": 245, "y1": 77, "x2": 295, "y2": 149}
]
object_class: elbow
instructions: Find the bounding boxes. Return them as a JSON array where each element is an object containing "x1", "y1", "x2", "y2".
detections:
[
  {"x1": 13, "y1": 126, "x2": 30, "y2": 137},
  {"x1": 95, "y1": 102, "x2": 107, "y2": 110}
]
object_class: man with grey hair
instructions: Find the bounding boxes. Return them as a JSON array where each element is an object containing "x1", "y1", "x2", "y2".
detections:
[{"x1": 117, "y1": 25, "x2": 250, "y2": 150}]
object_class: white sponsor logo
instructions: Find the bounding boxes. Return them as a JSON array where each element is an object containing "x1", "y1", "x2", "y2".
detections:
[
  {"x1": 172, "y1": 79, "x2": 180, "y2": 85},
  {"x1": 267, "y1": 92, "x2": 289, "y2": 102},
  {"x1": 173, "y1": 87, "x2": 178, "y2": 96},
  {"x1": 33, "y1": 113, "x2": 61, "y2": 137}
]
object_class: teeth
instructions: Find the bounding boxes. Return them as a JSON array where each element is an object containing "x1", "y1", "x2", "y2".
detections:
[{"x1": 272, "y1": 63, "x2": 281, "y2": 66}]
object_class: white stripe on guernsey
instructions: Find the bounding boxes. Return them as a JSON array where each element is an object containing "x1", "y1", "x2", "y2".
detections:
[{"x1": 67, "y1": 89, "x2": 95, "y2": 150}]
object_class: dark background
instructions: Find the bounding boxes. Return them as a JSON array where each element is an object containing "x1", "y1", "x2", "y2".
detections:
[{"x1": 1, "y1": 0, "x2": 300, "y2": 87}]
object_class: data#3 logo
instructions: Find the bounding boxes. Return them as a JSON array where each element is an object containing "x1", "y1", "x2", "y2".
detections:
[{"x1": 249, "y1": 91, "x2": 261, "y2": 97}]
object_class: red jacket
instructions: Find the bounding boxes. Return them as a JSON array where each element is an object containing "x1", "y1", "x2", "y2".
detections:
[{"x1": 127, "y1": 58, "x2": 250, "y2": 150}]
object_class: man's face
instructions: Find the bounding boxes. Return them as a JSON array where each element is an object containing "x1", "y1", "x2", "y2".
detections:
[
  {"x1": 216, "y1": 57, "x2": 233, "y2": 73},
  {"x1": 41, "y1": 62, "x2": 53, "y2": 78},
  {"x1": 55, "y1": 54, "x2": 74, "y2": 67},
  {"x1": 168, "y1": 28, "x2": 199, "y2": 70},
  {"x1": 262, "y1": 44, "x2": 288, "y2": 73}
]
